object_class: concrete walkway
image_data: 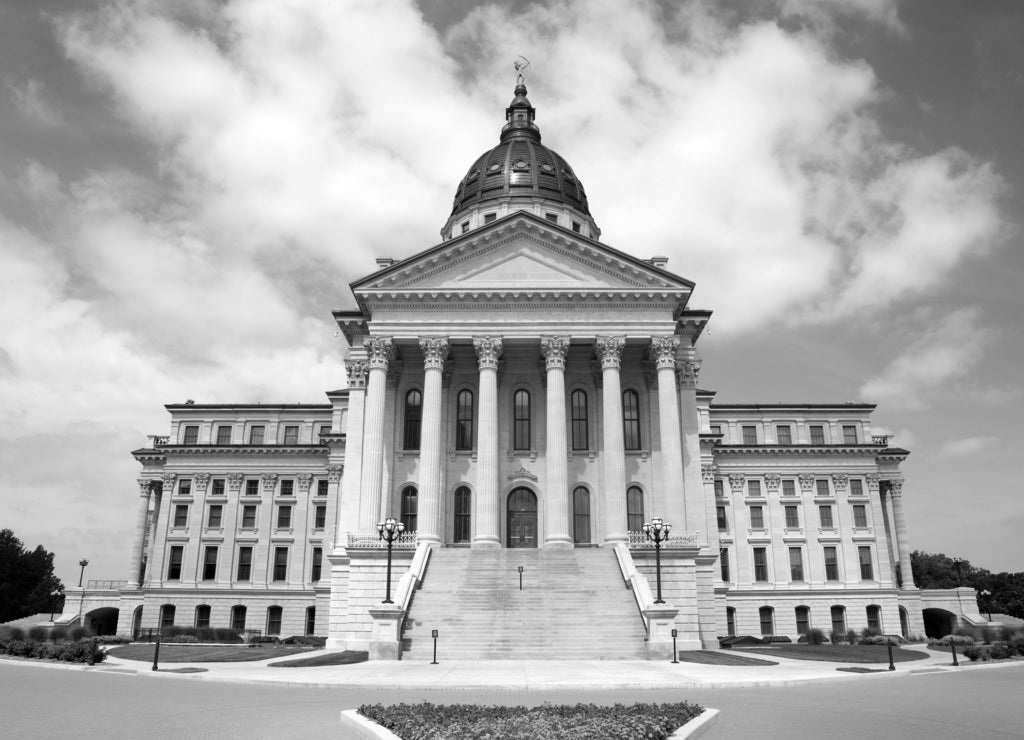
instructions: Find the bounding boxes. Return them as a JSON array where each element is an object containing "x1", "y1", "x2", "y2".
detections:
[{"x1": 77, "y1": 644, "x2": 983, "y2": 690}]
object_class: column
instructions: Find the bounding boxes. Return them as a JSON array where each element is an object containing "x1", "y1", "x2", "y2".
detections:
[
  {"x1": 542, "y1": 336, "x2": 572, "y2": 548},
  {"x1": 888, "y1": 479, "x2": 916, "y2": 588},
  {"x1": 358, "y1": 337, "x2": 393, "y2": 533},
  {"x1": 677, "y1": 355, "x2": 707, "y2": 534},
  {"x1": 596, "y1": 336, "x2": 627, "y2": 544},
  {"x1": 473, "y1": 336, "x2": 503, "y2": 547},
  {"x1": 417, "y1": 337, "x2": 449, "y2": 544},
  {"x1": 867, "y1": 474, "x2": 895, "y2": 587},
  {"x1": 650, "y1": 337, "x2": 685, "y2": 527},
  {"x1": 126, "y1": 480, "x2": 153, "y2": 588}
]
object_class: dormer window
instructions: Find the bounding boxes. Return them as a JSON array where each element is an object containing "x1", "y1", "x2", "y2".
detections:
[
  {"x1": 484, "y1": 213, "x2": 496, "y2": 223},
  {"x1": 572, "y1": 221, "x2": 581, "y2": 233},
  {"x1": 545, "y1": 213, "x2": 558, "y2": 223},
  {"x1": 460, "y1": 221, "x2": 470, "y2": 234}
]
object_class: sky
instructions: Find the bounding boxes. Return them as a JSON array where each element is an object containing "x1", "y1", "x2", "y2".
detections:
[{"x1": 1, "y1": 0, "x2": 1021, "y2": 592}]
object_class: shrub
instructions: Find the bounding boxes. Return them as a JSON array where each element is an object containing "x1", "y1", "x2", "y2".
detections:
[
  {"x1": 845, "y1": 629, "x2": 859, "y2": 645},
  {"x1": 27, "y1": 626, "x2": 47, "y2": 642},
  {"x1": 806, "y1": 628, "x2": 826, "y2": 645},
  {"x1": 978, "y1": 625, "x2": 995, "y2": 645},
  {"x1": 1007, "y1": 635, "x2": 1024, "y2": 656},
  {"x1": 930, "y1": 635, "x2": 975, "y2": 647},
  {"x1": 50, "y1": 627, "x2": 68, "y2": 643},
  {"x1": 829, "y1": 630, "x2": 840, "y2": 645},
  {"x1": 7, "y1": 627, "x2": 26, "y2": 641},
  {"x1": 989, "y1": 643, "x2": 1013, "y2": 660},
  {"x1": 70, "y1": 626, "x2": 88, "y2": 641},
  {"x1": 95, "y1": 635, "x2": 129, "y2": 645},
  {"x1": 861, "y1": 627, "x2": 882, "y2": 639},
  {"x1": 963, "y1": 645, "x2": 984, "y2": 661}
]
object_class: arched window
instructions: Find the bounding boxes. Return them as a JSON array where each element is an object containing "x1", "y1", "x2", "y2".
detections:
[
  {"x1": 230, "y1": 605, "x2": 247, "y2": 631},
  {"x1": 866, "y1": 605, "x2": 882, "y2": 633},
  {"x1": 305, "y1": 606, "x2": 316, "y2": 636},
  {"x1": 453, "y1": 486, "x2": 471, "y2": 543},
  {"x1": 759, "y1": 606, "x2": 775, "y2": 636},
  {"x1": 570, "y1": 389, "x2": 588, "y2": 450},
  {"x1": 726, "y1": 606, "x2": 736, "y2": 637},
  {"x1": 159, "y1": 604, "x2": 175, "y2": 629},
  {"x1": 513, "y1": 389, "x2": 531, "y2": 450},
  {"x1": 626, "y1": 486, "x2": 644, "y2": 532},
  {"x1": 623, "y1": 390, "x2": 641, "y2": 450},
  {"x1": 404, "y1": 389, "x2": 422, "y2": 450},
  {"x1": 194, "y1": 604, "x2": 211, "y2": 629},
  {"x1": 795, "y1": 606, "x2": 810, "y2": 636},
  {"x1": 456, "y1": 389, "x2": 474, "y2": 450},
  {"x1": 573, "y1": 487, "x2": 591, "y2": 544},
  {"x1": 401, "y1": 486, "x2": 418, "y2": 532},
  {"x1": 830, "y1": 605, "x2": 847, "y2": 637},
  {"x1": 266, "y1": 605, "x2": 283, "y2": 636}
]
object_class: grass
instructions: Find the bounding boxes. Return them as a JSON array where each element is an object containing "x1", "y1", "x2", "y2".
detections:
[
  {"x1": 107, "y1": 644, "x2": 314, "y2": 663},
  {"x1": 676, "y1": 650, "x2": 778, "y2": 666},
  {"x1": 730, "y1": 644, "x2": 928, "y2": 664},
  {"x1": 268, "y1": 650, "x2": 368, "y2": 667}
]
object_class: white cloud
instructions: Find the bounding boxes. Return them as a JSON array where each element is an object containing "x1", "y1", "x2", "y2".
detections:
[
  {"x1": 937, "y1": 435, "x2": 998, "y2": 457},
  {"x1": 4, "y1": 77, "x2": 64, "y2": 128},
  {"x1": 859, "y1": 308, "x2": 995, "y2": 410},
  {"x1": 778, "y1": 0, "x2": 905, "y2": 34}
]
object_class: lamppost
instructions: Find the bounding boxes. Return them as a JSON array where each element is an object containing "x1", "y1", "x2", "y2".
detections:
[
  {"x1": 642, "y1": 518, "x2": 671, "y2": 604},
  {"x1": 377, "y1": 518, "x2": 405, "y2": 604},
  {"x1": 980, "y1": 589, "x2": 992, "y2": 621},
  {"x1": 953, "y1": 557, "x2": 964, "y2": 587},
  {"x1": 78, "y1": 558, "x2": 89, "y2": 588}
]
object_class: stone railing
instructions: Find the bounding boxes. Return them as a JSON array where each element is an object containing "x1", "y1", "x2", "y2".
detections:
[
  {"x1": 148, "y1": 435, "x2": 169, "y2": 447},
  {"x1": 346, "y1": 531, "x2": 419, "y2": 549},
  {"x1": 86, "y1": 580, "x2": 128, "y2": 590},
  {"x1": 614, "y1": 542, "x2": 654, "y2": 632},
  {"x1": 396, "y1": 542, "x2": 432, "y2": 612},
  {"x1": 626, "y1": 530, "x2": 703, "y2": 549},
  {"x1": 872, "y1": 434, "x2": 890, "y2": 446}
]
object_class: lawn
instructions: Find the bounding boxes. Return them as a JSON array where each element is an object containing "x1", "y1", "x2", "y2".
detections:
[
  {"x1": 268, "y1": 650, "x2": 368, "y2": 667},
  {"x1": 730, "y1": 644, "x2": 928, "y2": 664},
  {"x1": 107, "y1": 644, "x2": 315, "y2": 663},
  {"x1": 676, "y1": 650, "x2": 778, "y2": 666}
]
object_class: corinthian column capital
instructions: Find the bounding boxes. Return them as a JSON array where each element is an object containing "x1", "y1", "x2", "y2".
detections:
[
  {"x1": 649, "y1": 336, "x2": 680, "y2": 370},
  {"x1": 419, "y1": 337, "x2": 450, "y2": 370},
  {"x1": 541, "y1": 336, "x2": 570, "y2": 370},
  {"x1": 363, "y1": 336, "x2": 394, "y2": 370},
  {"x1": 473, "y1": 336, "x2": 504, "y2": 371},
  {"x1": 595, "y1": 336, "x2": 626, "y2": 369}
]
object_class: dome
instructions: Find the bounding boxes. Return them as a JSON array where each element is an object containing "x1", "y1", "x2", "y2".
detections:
[{"x1": 442, "y1": 82, "x2": 599, "y2": 241}]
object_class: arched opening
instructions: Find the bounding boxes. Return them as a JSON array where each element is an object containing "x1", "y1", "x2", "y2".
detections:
[
  {"x1": 507, "y1": 488, "x2": 537, "y2": 548},
  {"x1": 923, "y1": 608, "x2": 958, "y2": 638},
  {"x1": 573, "y1": 487, "x2": 591, "y2": 545},
  {"x1": 401, "y1": 486, "x2": 418, "y2": 533},
  {"x1": 759, "y1": 606, "x2": 775, "y2": 636},
  {"x1": 131, "y1": 606, "x2": 143, "y2": 639},
  {"x1": 795, "y1": 606, "x2": 810, "y2": 637},
  {"x1": 726, "y1": 607, "x2": 736, "y2": 637},
  {"x1": 453, "y1": 486, "x2": 471, "y2": 543},
  {"x1": 899, "y1": 606, "x2": 910, "y2": 638},
  {"x1": 305, "y1": 606, "x2": 316, "y2": 636},
  {"x1": 84, "y1": 607, "x2": 119, "y2": 636}
]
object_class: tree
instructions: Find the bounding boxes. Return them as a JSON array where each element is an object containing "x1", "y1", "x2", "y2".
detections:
[
  {"x1": 911, "y1": 550, "x2": 1024, "y2": 619},
  {"x1": 0, "y1": 529, "x2": 65, "y2": 623}
]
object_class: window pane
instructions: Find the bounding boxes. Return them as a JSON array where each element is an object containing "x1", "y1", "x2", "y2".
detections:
[
  {"x1": 513, "y1": 390, "x2": 531, "y2": 450},
  {"x1": 404, "y1": 389, "x2": 422, "y2": 450},
  {"x1": 623, "y1": 390, "x2": 641, "y2": 450},
  {"x1": 785, "y1": 505, "x2": 799, "y2": 529},
  {"x1": 183, "y1": 425, "x2": 199, "y2": 444},
  {"x1": 726, "y1": 607, "x2": 736, "y2": 637},
  {"x1": 280, "y1": 479, "x2": 294, "y2": 496},
  {"x1": 859, "y1": 546, "x2": 874, "y2": 580},
  {"x1": 816, "y1": 479, "x2": 830, "y2": 497},
  {"x1": 824, "y1": 547, "x2": 839, "y2": 580},
  {"x1": 317, "y1": 479, "x2": 329, "y2": 496},
  {"x1": 249, "y1": 426, "x2": 265, "y2": 444},
  {"x1": 626, "y1": 486, "x2": 644, "y2": 531},
  {"x1": 776, "y1": 425, "x2": 792, "y2": 444},
  {"x1": 759, "y1": 606, "x2": 774, "y2": 635},
  {"x1": 167, "y1": 546, "x2": 183, "y2": 580},
  {"x1": 212, "y1": 479, "x2": 225, "y2": 497},
  {"x1": 311, "y1": 548, "x2": 322, "y2": 582},
  {"x1": 173, "y1": 505, "x2": 188, "y2": 528},
  {"x1": 237, "y1": 547, "x2": 252, "y2": 581},
  {"x1": 782, "y1": 480, "x2": 796, "y2": 497},
  {"x1": 401, "y1": 487, "x2": 418, "y2": 532},
  {"x1": 716, "y1": 506, "x2": 728, "y2": 531},
  {"x1": 242, "y1": 505, "x2": 256, "y2": 529},
  {"x1": 853, "y1": 505, "x2": 868, "y2": 528},
  {"x1": 795, "y1": 606, "x2": 809, "y2": 635},
  {"x1": 178, "y1": 479, "x2": 192, "y2": 497},
  {"x1": 867, "y1": 605, "x2": 881, "y2": 631},
  {"x1": 810, "y1": 425, "x2": 825, "y2": 444},
  {"x1": 720, "y1": 547, "x2": 730, "y2": 582},
  {"x1": 160, "y1": 605, "x2": 175, "y2": 629},
  {"x1": 742, "y1": 425, "x2": 757, "y2": 444},
  {"x1": 203, "y1": 546, "x2": 217, "y2": 580},
  {"x1": 273, "y1": 548, "x2": 288, "y2": 581},
  {"x1": 789, "y1": 547, "x2": 804, "y2": 581},
  {"x1": 714, "y1": 479, "x2": 724, "y2": 497},
  {"x1": 231, "y1": 606, "x2": 247, "y2": 630},
  {"x1": 573, "y1": 487, "x2": 591, "y2": 544},
  {"x1": 216, "y1": 425, "x2": 232, "y2": 444},
  {"x1": 208, "y1": 505, "x2": 222, "y2": 528},
  {"x1": 849, "y1": 479, "x2": 863, "y2": 496},
  {"x1": 819, "y1": 505, "x2": 834, "y2": 529},
  {"x1": 277, "y1": 505, "x2": 291, "y2": 529},
  {"x1": 831, "y1": 606, "x2": 846, "y2": 635},
  {"x1": 283, "y1": 425, "x2": 299, "y2": 444},
  {"x1": 267, "y1": 606, "x2": 282, "y2": 636},
  {"x1": 571, "y1": 389, "x2": 588, "y2": 451},
  {"x1": 753, "y1": 547, "x2": 768, "y2": 581},
  {"x1": 314, "y1": 505, "x2": 326, "y2": 529},
  {"x1": 245, "y1": 479, "x2": 259, "y2": 496},
  {"x1": 456, "y1": 390, "x2": 474, "y2": 450},
  {"x1": 195, "y1": 605, "x2": 211, "y2": 629},
  {"x1": 749, "y1": 506, "x2": 764, "y2": 529},
  {"x1": 748, "y1": 480, "x2": 762, "y2": 497},
  {"x1": 842, "y1": 425, "x2": 858, "y2": 444},
  {"x1": 305, "y1": 606, "x2": 317, "y2": 636}
]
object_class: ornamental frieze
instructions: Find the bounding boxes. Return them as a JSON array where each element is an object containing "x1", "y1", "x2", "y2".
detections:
[{"x1": 507, "y1": 467, "x2": 538, "y2": 482}]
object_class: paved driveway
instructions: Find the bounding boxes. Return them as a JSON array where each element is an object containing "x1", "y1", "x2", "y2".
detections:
[{"x1": 2, "y1": 661, "x2": 1022, "y2": 738}]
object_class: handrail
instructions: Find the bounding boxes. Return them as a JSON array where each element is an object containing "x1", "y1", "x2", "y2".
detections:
[
  {"x1": 396, "y1": 542, "x2": 432, "y2": 612},
  {"x1": 614, "y1": 542, "x2": 654, "y2": 634}
]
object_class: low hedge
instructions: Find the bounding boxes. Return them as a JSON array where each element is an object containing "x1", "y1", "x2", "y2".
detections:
[
  {"x1": 359, "y1": 702, "x2": 704, "y2": 740},
  {"x1": 963, "y1": 640, "x2": 1024, "y2": 662},
  {"x1": 0, "y1": 637, "x2": 105, "y2": 664},
  {"x1": 929, "y1": 635, "x2": 975, "y2": 648}
]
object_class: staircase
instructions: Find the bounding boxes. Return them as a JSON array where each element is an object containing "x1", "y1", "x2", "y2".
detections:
[{"x1": 400, "y1": 548, "x2": 648, "y2": 660}]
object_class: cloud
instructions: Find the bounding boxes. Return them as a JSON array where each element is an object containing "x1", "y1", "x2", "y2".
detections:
[
  {"x1": 858, "y1": 307, "x2": 995, "y2": 410},
  {"x1": 869, "y1": 425, "x2": 917, "y2": 451},
  {"x1": 937, "y1": 436, "x2": 998, "y2": 457},
  {"x1": 777, "y1": 0, "x2": 905, "y2": 34},
  {"x1": 4, "y1": 77, "x2": 64, "y2": 127}
]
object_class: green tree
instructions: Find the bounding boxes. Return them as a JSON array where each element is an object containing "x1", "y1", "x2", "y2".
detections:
[
  {"x1": 0, "y1": 529, "x2": 65, "y2": 623},
  {"x1": 911, "y1": 550, "x2": 1024, "y2": 619}
]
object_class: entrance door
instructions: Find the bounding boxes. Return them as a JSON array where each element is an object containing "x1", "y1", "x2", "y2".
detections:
[
  {"x1": 573, "y1": 487, "x2": 591, "y2": 544},
  {"x1": 507, "y1": 488, "x2": 538, "y2": 548}
]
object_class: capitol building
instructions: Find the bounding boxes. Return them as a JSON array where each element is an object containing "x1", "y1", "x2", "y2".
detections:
[{"x1": 65, "y1": 80, "x2": 983, "y2": 658}]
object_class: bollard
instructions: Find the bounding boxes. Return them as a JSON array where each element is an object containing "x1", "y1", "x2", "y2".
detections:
[
  {"x1": 152, "y1": 630, "x2": 161, "y2": 672},
  {"x1": 671, "y1": 629, "x2": 679, "y2": 664},
  {"x1": 518, "y1": 566, "x2": 523, "y2": 591},
  {"x1": 887, "y1": 641, "x2": 895, "y2": 671},
  {"x1": 950, "y1": 641, "x2": 959, "y2": 667},
  {"x1": 431, "y1": 629, "x2": 439, "y2": 665}
]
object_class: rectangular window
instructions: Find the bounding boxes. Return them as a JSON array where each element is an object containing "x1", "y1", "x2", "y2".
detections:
[
  {"x1": 824, "y1": 546, "x2": 839, "y2": 580},
  {"x1": 742, "y1": 425, "x2": 758, "y2": 444},
  {"x1": 842, "y1": 425, "x2": 858, "y2": 444},
  {"x1": 831, "y1": 606, "x2": 846, "y2": 635},
  {"x1": 571, "y1": 221, "x2": 581, "y2": 233},
  {"x1": 720, "y1": 547, "x2": 730, "y2": 582},
  {"x1": 460, "y1": 220, "x2": 470, "y2": 233},
  {"x1": 785, "y1": 505, "x2": 800, "y2": 529},
  {"x1": 776, "y1": 425, "x2": 792, "y2": 444},
  {"x1": 280, "y1": 479, "x2": 294, "y2": 496},
  {"x1": 236, "y1": 547, "x2": 252, "y2": 581},
  {"x1": 241, "y1": 505, "x2": 257, "y2": 529},
  {"x1": 710, "y1": 424, "x2": 722, "y2": 435},
  {"x1": 249, "y1": 425, "x2": 265, "y2": 444},
  {"x1": 173, "y1": 504, "x2": 189, "y2": 528},
  {"x1": 545, "y1": 212, "x2": 559, "y2": 222},
  {"x1": 853, "y1": 504, "x2": 868, "y2": 528},
  {"x1": 726, "y1": 607, "x2": 736, "y2": 637},
  {"x1": 202, "y1": 546, "x2": 217, "y2": 580},
  {"x1": 211, "y1": 478, "x2": 225, "y2": 497},
  {"x1": 245, "y1": 479, "x2": 259, "y2": 496},
  {"x1": 314, "y1": 505, "x2": 326, "y2": 529},
  {"x1": 305, "y1": 607, "x2": 317, "y2": 636},
  {"x1": 623, "y1": 390, "x2": 641, "y2": 451},
  {"x1": 849, "y1": 479, "x2": 864, "y2": 497},
  {"x1": 809, "y1": 425, "x2": 826, "y2": 444},
  {"x1": 749, "y1": 505, "x2": 764, "y2": 529},
  {"x1": 753, "y1": 547, "x2": 769, "y2": 582},
  {"x1": 266, "y1": 606, "x2": 283, "y2": 636},
  {"x1": 160, "y1": 604, "x2": 176, "y2": 629},
  {"x1": 782, "y1": 479, "x2": 796, "y2": 497},
  {"x1": 796, "y1": 606, "x2": 810, "y2": 635},
  {"x1": 456, "y1": 389, "x2": 474, "y2": 451},
  {"x1": 317, "y1": 479, "x2": 329, "y2": 496},
  {"x1": 789, "y1": 547, "x2": 804, "y2": 581},
  {"x1": 182, "y1": 425, "x2": 199, "y2": 444},
  {"x1": 714, "y1": 479, "x2": 724, "y2": 497},
  {"x1": 626, "y1": 487, "x2": 644, "y2": 532},
  {"x1": 318, "y1": 424, "x2": 331, "y2": 438},
  {"x1": 716, "y1": 506, "x2": 728, "y2": 531},
  {"x1": 281, "y1": 425, "x2": 299, "y2": 444},
  {"x1": 859, "y1": 546, "x2": 874, "y2": 580},
  {"x1": 216, "y1": 425, "x2": 232, "y2": 444},
  {"x1": 867, "y1": 605, "x2": 881, "y2": 632},
  {"x1": 231, "y1": 606, "x2": 247, "y2": 630},
  {"x1": 311, "y1": 547, "x2": 322, "y2": 582},
  {"x1": 167, "y1": 546, "x2": 183, "y2": 580},
  {"x1": 178, "y1": 479, "x2": 192, "y2": 497},
  {"x1": 208, "y1": 504, "x2": 222, "y2": 528},
  {"x1": 819, "y1": 505, "x2": 834, "y2": 529},
  {"x1": 748, "y1": 480, "x2": 762, "y2": 497},
  {"x1": 273, "y1": 547, "x2": 288, "y2": 581},
  {"x1": 760, "y1": 606, "x2": 775, "y2": 636},
  {"x1": 513, "y1": 389, "x2": 531, "y2": 450},
  {"x1": 816, "y1": 479, "x2": 830, "y2": 497},
  {"x1": 195, "y1": 605, "x2": 211, "y2": 629},
  {"x1": 277, "y1": 505, "x2": 292, "y2": 529},
  {"x1": 484, "y1": 212, "x2": 497, "y2": 223}
]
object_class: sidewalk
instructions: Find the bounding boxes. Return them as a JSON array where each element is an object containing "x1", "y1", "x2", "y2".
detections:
[{"x1": 83, "y1": 644, "x2": 982, "y2": 691}]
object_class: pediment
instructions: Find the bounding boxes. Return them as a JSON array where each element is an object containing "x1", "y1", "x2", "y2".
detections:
[{"x1": 353, "y1": 216, "x2": 693, "y2": 295}]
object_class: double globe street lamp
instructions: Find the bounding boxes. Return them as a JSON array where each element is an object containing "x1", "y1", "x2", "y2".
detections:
[
  {"x1": 642, "y1": 518, "x2": 671, "y2": 604},
  {"x1": 377, "y1": 518, "x2": 405, "y2": 604}
]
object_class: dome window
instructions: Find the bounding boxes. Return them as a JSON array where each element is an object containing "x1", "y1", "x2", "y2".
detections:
[
  {"x1": 540, "y1": 162, "x2": 554, "y2": 173},
  {"x1": 488, "y1": 163, "x2": 502, "y2": 173},
  {"x1": 484, "y1": 213, "x2": 497, "y2": 223},
  {"x1": 545, "y1": 213, "x2": 558, "y2": 223},
  {"x1": 467, "y1": 170, "x2": 479, "y2": 181},
  {"x1": 513, "y1": 159, "x2": 529, "y2": 170}
]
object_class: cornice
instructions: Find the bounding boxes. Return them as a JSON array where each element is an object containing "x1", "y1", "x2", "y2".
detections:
[
  {"x1": 712, "y1": 444, "x2": 890, "y2": 456},
  {"x1": 158, "y1": 445, "x2": 331, "y2": 457}
]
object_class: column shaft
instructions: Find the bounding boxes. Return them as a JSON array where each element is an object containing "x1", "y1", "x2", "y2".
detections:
[
  {"x1": 126, "y1": 481, "x2": 152, "y2": 587},
  {"x1": 358, "y1": 337, "x2": 392, "y2": 532},
  {"x1": 542, "y1": 337, "x2": 572, "y2": 548},
  {"x1": 652, "y1": 337, "x2": 685, "y2": 528},
  {"x1": 417, "y1": 337, "x2": 449, "y2": 544},
  {"x1": 597, "y1": 337, "x2": 627, "y2": 544},
  {"x1": 473, "y1": 337, "x2": 502, "y2": 547},
  {"x1": 890, "y1": 482, "x2": 916, "y2": 588},
  {"x1": 337, "y1": 362, "x2": 367, "y2": 548}
]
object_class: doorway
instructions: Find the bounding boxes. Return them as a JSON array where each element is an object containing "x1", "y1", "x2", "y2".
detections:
[
  {"x1": 573, "y1": 487, "x2": 591, "y2": 544},
  {"x1": 507, "y1": 488, "x2": 538, "y2": 548}
]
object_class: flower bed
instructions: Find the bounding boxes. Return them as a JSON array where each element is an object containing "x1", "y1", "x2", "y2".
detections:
[{"x1": 359, "y1": 702, "x2": 703, "y2": 740}]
